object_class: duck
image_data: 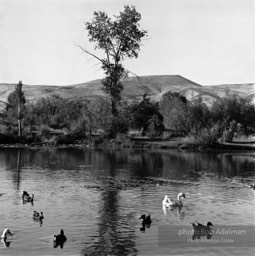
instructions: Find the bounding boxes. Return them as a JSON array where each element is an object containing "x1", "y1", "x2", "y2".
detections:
[
  {"x1": 24, "y1": 194, "x2": 34, "y2": 202},
  {"x1": 192, "y1": 222, "x2": 213, "y2": 234},
  {"x1": 1, "y1": 229, "x2": 13, "y2": 240},
  {"x1": 33, "y1": 211, "x2": 44, "y2": 221},
  {"x1": 163, "y1": 193, "x2": 186, "y2": 207},
  {"x1": 22, "y1": 191, "x2": 34, "y2": 202},
  {"x1": 22, "y1": 190, "x2": 29, "y2": 197},
  {"x1": 139, "y1": 214, "x2": 152, "y2": 225},
  {"x1": 53, "y1": 229, "x2": 67, "y2": 248}
]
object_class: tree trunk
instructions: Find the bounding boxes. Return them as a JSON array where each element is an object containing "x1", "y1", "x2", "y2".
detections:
[
  {"x1": 18, "y1": 102, "x2": 22, "y2": 137},
  {"x1": 111, "y1": 98, "x2": 118, "y2": 117}
]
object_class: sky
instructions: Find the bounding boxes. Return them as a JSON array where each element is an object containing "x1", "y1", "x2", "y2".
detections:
[{"x1": 0, "y1": 0, "x2": 255, "y2": 86}]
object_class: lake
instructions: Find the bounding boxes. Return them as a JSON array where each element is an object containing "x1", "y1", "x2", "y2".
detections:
[{"x1": 0, "y1": 148, "x2": 254, "y2": 255}]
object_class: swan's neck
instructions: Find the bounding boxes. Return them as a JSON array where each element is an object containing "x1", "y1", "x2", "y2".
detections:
[{"x1": 177, "y1": 195, "x2": 182, "y2": 201}]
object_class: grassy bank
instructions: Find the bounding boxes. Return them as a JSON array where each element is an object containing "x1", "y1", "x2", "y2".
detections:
[
  {"x1": 0, "y1": 133, "x2": 255, "y2": 151},
  {"x1": 130, "y1": 137, "x2": 255, "y2": 151}
]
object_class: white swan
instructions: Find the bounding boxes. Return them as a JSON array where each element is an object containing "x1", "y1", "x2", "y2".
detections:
[
  {"x1": 1, "y1": 229, "x2": 13, "y2": 240},
  {"x1": 162, "y1": 193, "x2": 186, "y2": 207},
  {"x1": 162, "y1": 195, "x2": 171, "y2": 208}
]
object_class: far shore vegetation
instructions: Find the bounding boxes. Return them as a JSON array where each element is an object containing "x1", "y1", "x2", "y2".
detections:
[
  {"x1": 1, "y1": 6, "x2": 254, "y2": 150},
  {"x1": 0, "y1": 80, "x2": 254, "y2": 150}
]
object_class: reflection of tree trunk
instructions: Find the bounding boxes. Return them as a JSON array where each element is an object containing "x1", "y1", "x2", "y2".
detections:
[
  {"x1": 98, "y1": 152, "x2": 136, "y2": 254},
  {"x1": 82, "y1": 151, "x2": 137, "y2": 255},
  {"x1": 98, "y1": 189, "x2": 118, "y2": 250},
  {"x1": 94, "y1": 189, "x2": 136, "y2": 255},
  {"x1": 16, "y1": 149, "x2": 21, "y2": 190}
]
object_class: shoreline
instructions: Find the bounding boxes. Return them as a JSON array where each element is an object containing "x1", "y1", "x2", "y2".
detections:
[{"x1": 0, "y1": 138, "x2": 254, "y2": 151}]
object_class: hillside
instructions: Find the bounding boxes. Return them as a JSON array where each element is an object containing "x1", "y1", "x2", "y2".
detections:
[{"x1": 0, "y1": 75, "x2": 254, "y2": 109}]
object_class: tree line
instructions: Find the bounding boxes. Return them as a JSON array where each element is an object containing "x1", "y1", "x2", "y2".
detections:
[{"x1": 0, "y1": 81, "x2": 254, "y2": 145}]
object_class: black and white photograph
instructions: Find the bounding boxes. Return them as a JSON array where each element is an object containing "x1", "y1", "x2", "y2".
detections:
[{"x1": 0, "y1": 0, "x2": 254, "y2": 255}]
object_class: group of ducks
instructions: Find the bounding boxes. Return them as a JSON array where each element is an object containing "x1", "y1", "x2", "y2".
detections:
[
  {"x1": 22, "y1": 191, "x2": 44, "y2": 224},
  {"x1": 1, "y1": 191, "x2": 67, "y2": 248},
  {"x1": 139, "y1": 192, "x2": 214, "y2": 239},
  {"x1": 2, "y1": 181, "x2": 253, "y2": 248}
]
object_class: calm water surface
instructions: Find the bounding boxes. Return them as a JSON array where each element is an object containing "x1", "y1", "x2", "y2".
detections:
[{"x1": 0, "y1": 148, "x2": 254, "y2": 256}]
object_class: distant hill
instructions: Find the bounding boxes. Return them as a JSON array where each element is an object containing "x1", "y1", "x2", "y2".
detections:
[{"x1": 0, "y1": 75, "x2": 254, "y2": 109}]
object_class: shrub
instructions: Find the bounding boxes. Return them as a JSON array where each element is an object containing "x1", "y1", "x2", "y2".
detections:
[
  {"x1": 91, "y1": 136, "x2": 105, "y2": 146},
  {"x1": 68, "y1": 119, "x2": 87, "y2": 138},
  {"x1": 195, "y1": 124, "x2": 221, "y2": 145},
  {"x1": 37, "y1": 124, "x2": 51, "y2": 139},
  {"x1": 146, "y1": 114, "x2": 164, "y2": 138},
  {"x1": 107, "y1": 115, "x2": 129, "y2": 138}
]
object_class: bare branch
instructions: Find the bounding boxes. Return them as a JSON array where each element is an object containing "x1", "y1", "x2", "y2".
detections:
[
  {"x1": 124, "y1": 68, "x2": 141, "y2": 81},
  {"x1": 75, "y1": 42, "x2": 141, "y2": 84},
  {"x1": 74, "y1": 43, "x2": 104, "y2": 64}
]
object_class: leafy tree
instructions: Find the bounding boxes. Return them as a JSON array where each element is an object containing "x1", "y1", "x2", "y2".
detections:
[
  {"x1": 82, "y1": 98, "x2": 112, "y2": 136},
  {"x1": 108, "y1": 114, "x2": 129, "y2": 138},
  {"x1": 80, "y1": 5, "x2": 147, "y2": 117},
  {"x1": 211, "y1": 93, "x2": 239, "y2": 124},
  {"x1": 239, "y1": 97, "x2": 255, "y2": 135},
  {"x1": 5, "y1": 81, "x2": 26, "y2": 136},
  {"x1": 159, "y1": 91, "x2": 188, "y2": 134},
  {"x1": 221, "y1": 120, "x2": 241, "y2": 142},
  {"x1": 187, "y1": 97, "x2": 211, "y2": 135},
  {"x1": 129, "y1": 94, "x2": 163, "y2": 136},
  {"x1": 146, "y1": 114, "x2": 164, "y2": 138},
  {"x1": 24, "y1": 96, "x2": 86, "y2": 134},
  {"x1": 211, "y1": 92, "x2": 255, "y2": 140},
  {"x1": 107, "y1": 100, "x2": 131, "y2": 137}
]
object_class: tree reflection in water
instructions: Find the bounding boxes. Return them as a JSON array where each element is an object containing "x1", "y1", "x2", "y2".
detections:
[
  {"x1": 81, "y1": 151, "x2": 137, "y2": 255},
  {"x1": 81, "y1": 189, "x2": 137, "y2": 256}
]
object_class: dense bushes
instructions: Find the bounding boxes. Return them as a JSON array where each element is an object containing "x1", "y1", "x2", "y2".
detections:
[
  {"x1": 0, "y1": 83, "x2": 254, "y2": 146},
  {"x1": 159, "y1": 91, "x2": 255, "y2": 145}
]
